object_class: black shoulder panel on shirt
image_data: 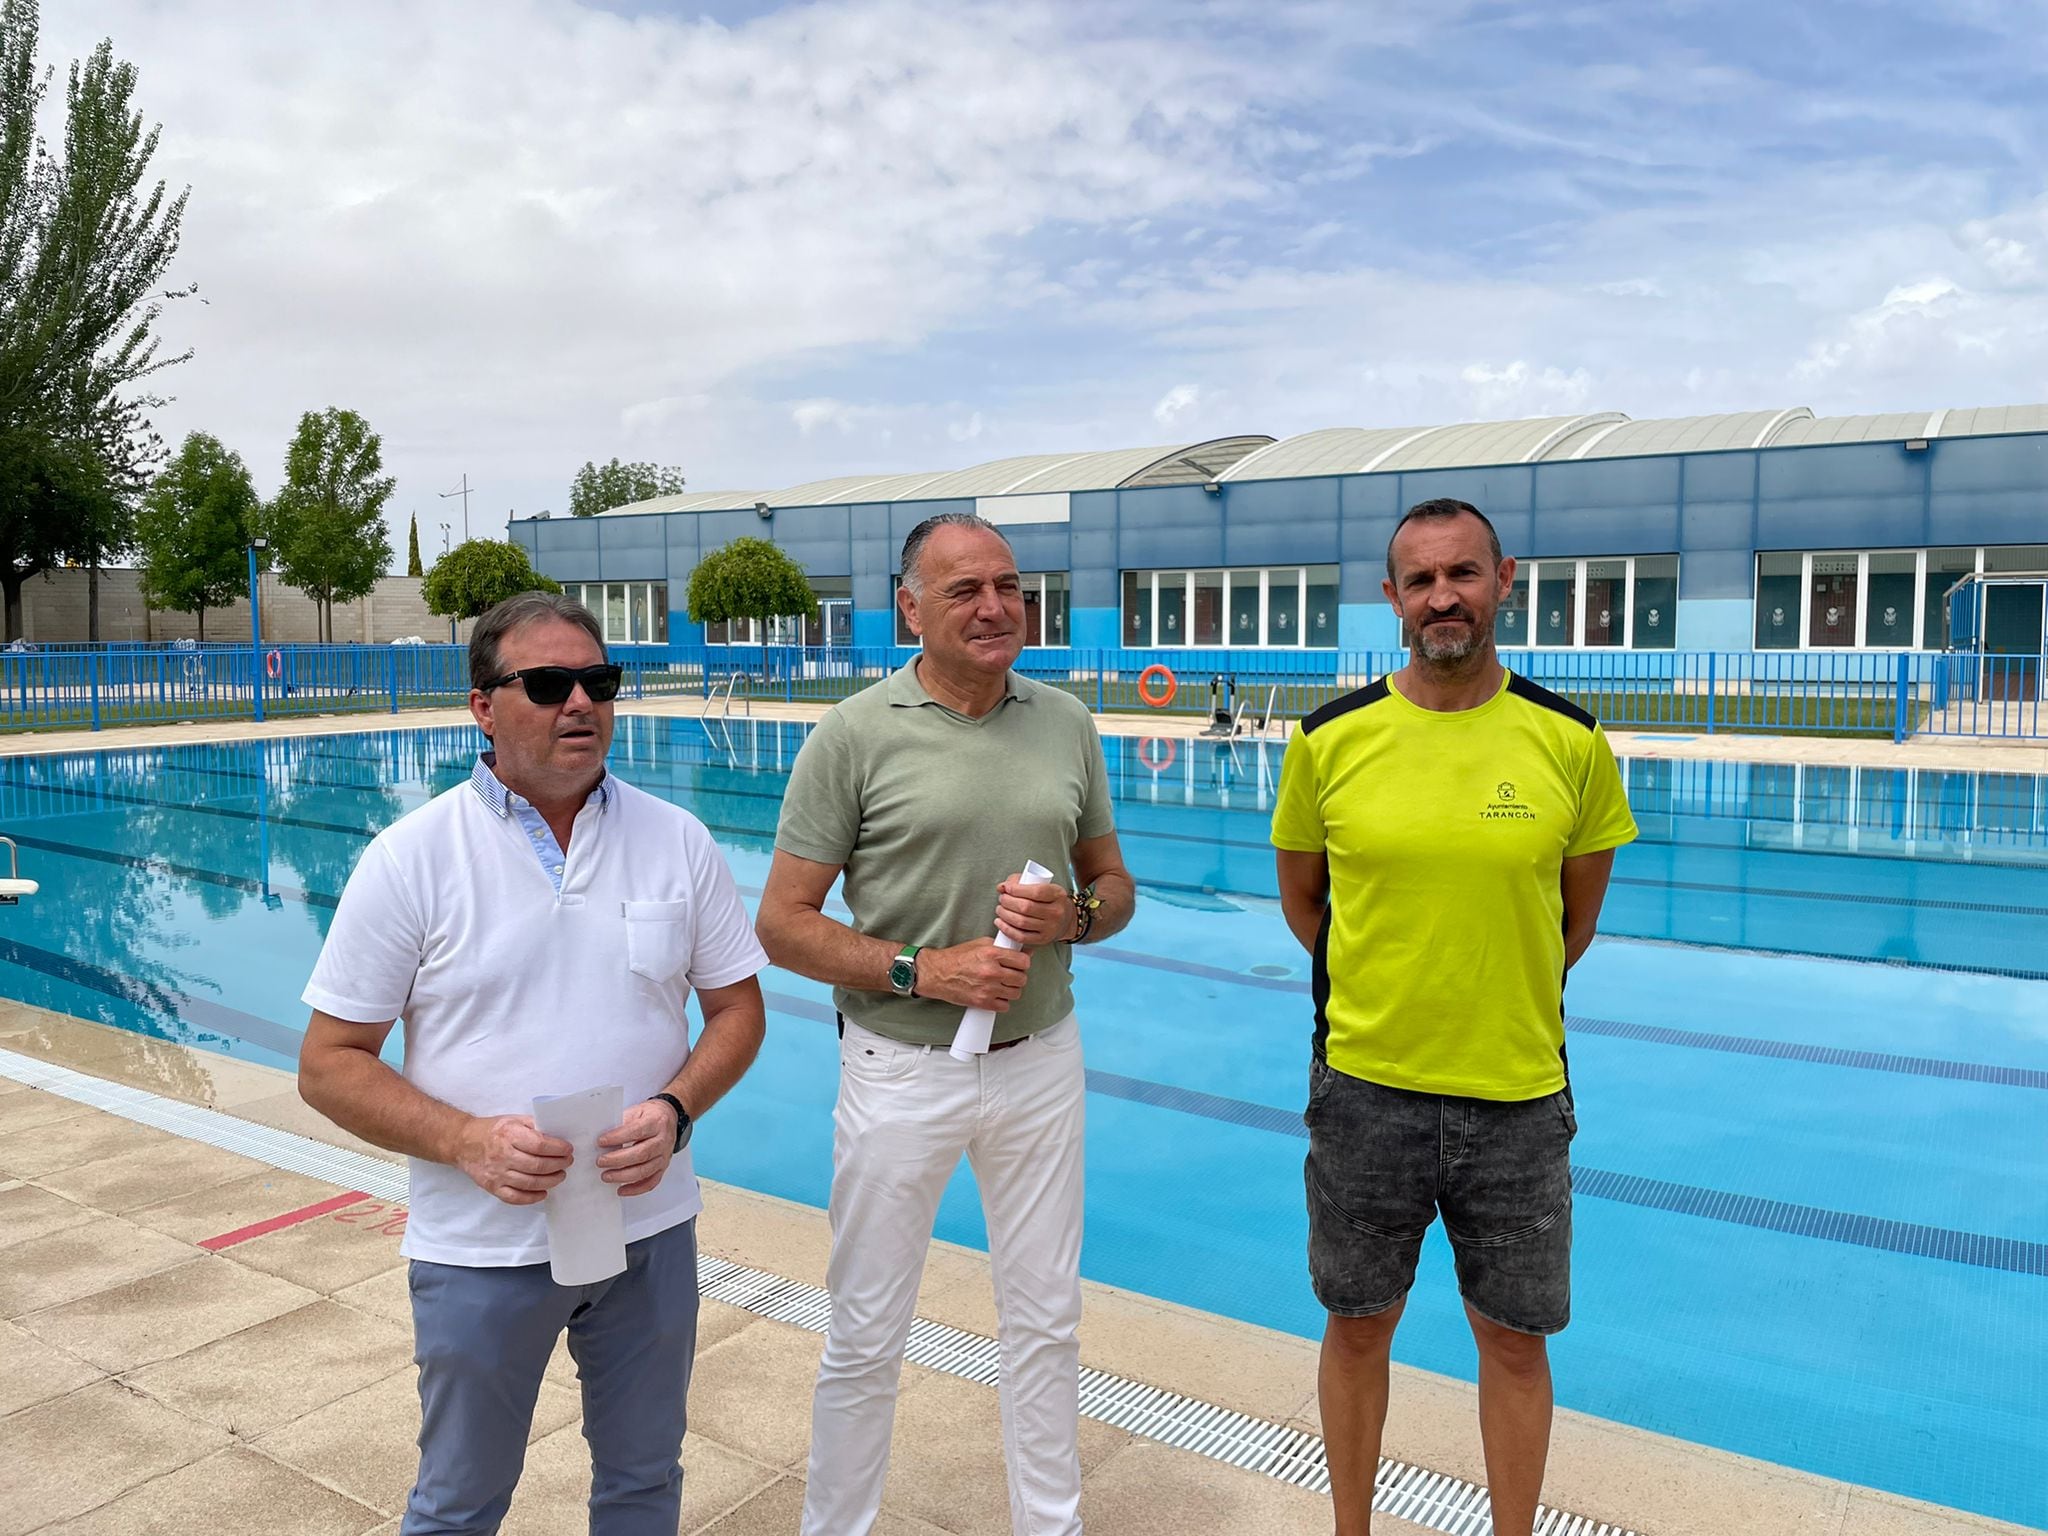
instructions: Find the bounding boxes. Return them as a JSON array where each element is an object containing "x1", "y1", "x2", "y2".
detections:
[
  {"x1": 1506, "y1": 672, "x2": 1598, "y2": 731},
  {"x1": 1300, "y1": 677, "x2": 1389, "y2": 736}
]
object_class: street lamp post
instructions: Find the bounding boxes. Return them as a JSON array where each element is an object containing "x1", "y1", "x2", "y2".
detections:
[
  {"x1": 248, "y1": 538, "x2": 269, "y2": 723},
  {"x1": 439, "y1": 523, "x2": 455, "y2": 642}
]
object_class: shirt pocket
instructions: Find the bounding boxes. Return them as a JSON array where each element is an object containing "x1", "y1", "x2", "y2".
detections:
[{"x1": 622, "y1": 898, "x2": 693, "y2": 985}]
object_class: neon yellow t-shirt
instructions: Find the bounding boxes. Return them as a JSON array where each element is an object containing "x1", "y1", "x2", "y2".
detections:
[{"x1": 1270, "y1": 670, "x2": 1637, "y2": 1100}]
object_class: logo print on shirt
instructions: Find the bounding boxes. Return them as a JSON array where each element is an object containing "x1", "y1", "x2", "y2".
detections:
[{"x1": 1483, "y1": 780, "x2": 1535, "y2": 822}]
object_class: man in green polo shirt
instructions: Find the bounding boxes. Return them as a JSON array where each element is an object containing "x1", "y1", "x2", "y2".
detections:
[
  {"x1": 757, "y1": 512, "x2": 1135, "y2": 1536},
  {"x1": 1271, "y1": 498, "x2": 1636, "y2": 1536}
]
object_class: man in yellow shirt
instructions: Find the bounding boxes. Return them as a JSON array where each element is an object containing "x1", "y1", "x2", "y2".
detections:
[{"x1": 1271, "y1": 498, "x2": 1636, "y2": 1536}]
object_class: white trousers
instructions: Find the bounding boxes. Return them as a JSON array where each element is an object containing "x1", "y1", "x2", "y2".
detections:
[{"x1": 800, "y1": 1013, "x2": 1088, "y2": 1536}]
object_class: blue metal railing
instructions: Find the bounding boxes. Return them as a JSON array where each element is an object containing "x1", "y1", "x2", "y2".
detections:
[{"x1": 2, "y1": 641, "x2": 2043, "y2": 739}]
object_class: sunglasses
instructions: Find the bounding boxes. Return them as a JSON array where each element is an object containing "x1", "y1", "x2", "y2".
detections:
[{"x1": 477, "y1": 663, "x2": 624, "y2": 705}]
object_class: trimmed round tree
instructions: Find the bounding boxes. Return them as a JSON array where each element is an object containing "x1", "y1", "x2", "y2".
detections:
[
  {"x1": 423, "y1": 539, "x2": 562, "y2": 621},
  {"x1": 686, "y1": 536, "x2": 817, "y2": 642}
]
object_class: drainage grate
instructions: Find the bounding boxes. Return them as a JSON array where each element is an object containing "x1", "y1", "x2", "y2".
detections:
[
  {"x1": 0, "y1": 1046, "x2": 408, "y2": 1203},
  {"x1": 696, "y1": 1253, "x2": 1643, "y2": 1536},
  {"x1": 1, "y1": 1047, "x2": 1642, "y2": 1536}
]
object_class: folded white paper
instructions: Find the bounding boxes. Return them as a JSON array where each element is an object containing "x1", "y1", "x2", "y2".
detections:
[
  {"x1": 532, "y1": 1084, "x2": 627, "y2": 1286},
  {"x1": 949, "y1": 859, "x2": 1057, "y2": 1062}
]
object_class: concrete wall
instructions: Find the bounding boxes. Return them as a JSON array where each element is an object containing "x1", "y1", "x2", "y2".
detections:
[{"x1": 19, "y1": 568, "x2": 475, "y2": 645}]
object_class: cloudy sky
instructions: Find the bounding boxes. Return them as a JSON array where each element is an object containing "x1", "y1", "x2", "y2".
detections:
[{"x1": 38, "y1": 0, "x2": 2048, "y2": 559}]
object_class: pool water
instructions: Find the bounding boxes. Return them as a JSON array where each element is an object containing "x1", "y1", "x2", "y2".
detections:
[{"x1": 3, "y1": 715, "x2": 2044, "y2": 1527}]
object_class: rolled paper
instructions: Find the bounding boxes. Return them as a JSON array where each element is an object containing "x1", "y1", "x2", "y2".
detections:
[
  {"x1": 949, "y1": 859, "x2": 1057, "y2": 1062},
  {"x1": 532, "y1": 1084, "x2": 628, "y2": 1285}
]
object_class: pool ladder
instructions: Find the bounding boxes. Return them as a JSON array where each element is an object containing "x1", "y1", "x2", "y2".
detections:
[
  {"x1": 0, "y1": 837, "x2": 36, "y2": 905},
  {"x1": 704, "y1": 671, "x2": 753, "y2": 718}
]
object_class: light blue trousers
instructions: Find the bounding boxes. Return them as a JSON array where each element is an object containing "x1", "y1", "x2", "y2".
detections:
[{"x1": 402, "y1": 1217, "x2": 699, "y2": 1536}]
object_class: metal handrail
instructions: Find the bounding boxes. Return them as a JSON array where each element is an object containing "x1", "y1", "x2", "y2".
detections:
[{"x1": 0, "y1": 835, "x2": 36, "y2": 903}]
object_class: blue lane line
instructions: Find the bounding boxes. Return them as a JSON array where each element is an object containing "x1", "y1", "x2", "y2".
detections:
[
  {"x1": 5, "y1": 948, "x2": 2042, "y2": 1279},
  {"x1": 1566, "y1": 1013, "x2": 2048, "y2": 1090},
  {"x1": 15, "y1": 833, "x2": 2048, "y2": 1088}
]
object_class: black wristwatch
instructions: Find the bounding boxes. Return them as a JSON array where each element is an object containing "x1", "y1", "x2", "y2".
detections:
[{"x1": 648, "y1": 1092, "x2": 692, "y2": 1153}]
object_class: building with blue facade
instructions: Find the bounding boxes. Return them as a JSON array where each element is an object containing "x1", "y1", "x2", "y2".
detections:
[{"x1": 509, "y1": 404, "x2": 2047, "y2": 666}]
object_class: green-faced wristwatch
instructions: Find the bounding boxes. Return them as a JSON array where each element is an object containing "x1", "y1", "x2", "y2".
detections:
[{"x1": 888, "y1": 943, "x2": 921, "y2": 997}]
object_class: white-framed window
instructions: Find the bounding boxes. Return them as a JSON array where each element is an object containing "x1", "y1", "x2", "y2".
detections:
[
  {"x1": 1754, "y1": 546, "x2": 2048, "y2": 650},
  {"x1": 893, "y1": 572, "x2": 1069, "y2": 647},
  {"x1": 568, "y1": 582, "x2": 668, "y2": 644},
  {"x1": 1491, "y1": 555, "x2": 1678, "y2": 650},
  {"x1": 1120, "y1": 565, "x2": 1338, "y2": 648}
]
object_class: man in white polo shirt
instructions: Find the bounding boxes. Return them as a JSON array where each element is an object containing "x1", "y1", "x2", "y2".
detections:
[{"x1": 298, "y1": 591, "x2": 767, "y2": 1536}]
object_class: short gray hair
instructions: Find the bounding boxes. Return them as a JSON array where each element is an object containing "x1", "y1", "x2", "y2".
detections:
[
  {"x1": 899, "y1": 512, "x2": 1012, "y2": 596},
  {"x1": 468, "y1": 591, "x2": 607, "y2": 691}
]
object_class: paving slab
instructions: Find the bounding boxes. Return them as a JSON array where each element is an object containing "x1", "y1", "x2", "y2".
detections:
[
  {"x1": 0, "y1": 1084, "x2": 102, "y2": 1138},
  {"x1": 0, "y1": 1317, "x2": 103, "y2": 1416},
  {"x1": 877, "y1": 1369, "x2": 1131, "y2": 1535},
  {"x1": 124, "y1": 1298, "x2": 414, "y2": 1434},
  {"x1": 498, "y1": 1423, "x2": 782, "y2": 1536},
  {"x1": 38, "y1": 1134, "x2": 275, "y2": 1214},
  {"x1": 0, "y1": 1102, "x2": 169, "y2": 1178},
  {"x1": 128, "y1": 1164, "x2": 350, "y2": 1243},
  {"x1": 0, "y1": 1377, "x2": 231, "y2": 1535},
  {"x1": 255, "y1": 1365, "x2": 581, "y2": 1517},
  {"x1": 332, "y1": 1261, "x2": 413, "y2": 1329},
  {"x1": 39, "y1": 1444, "x2": 386, "y2": 1536},
  {"x1": 227, "y1": 1088, "x2": 396, "y2": 1162},
  {"x1": 0, "y1": 1215, "x2": 198, "y2": 1318},
  {"x1": 685, "y1": 1315, "x2": 902, "y2": 1473},
  {"x1": 0, "y1": 1181, "x2": 94, "y2": 1249},
  {"x1": 219, "y1": 1192, "x2": 409, "y2": 1293},
  {"x1": 21, "y1": 1251, "x2": 320, "y2": 1373},
  {"x1": 1076, "y1": 1438, "x2": 1384, "y2": 1536}
]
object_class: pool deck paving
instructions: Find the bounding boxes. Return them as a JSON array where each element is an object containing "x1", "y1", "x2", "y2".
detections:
[
  {"x1": 0, "y1": 1003, "x2": 2034, "y2": 1536},
  {"x1": 1, "y1": 694, "x2": 2043, "y2": 772}
]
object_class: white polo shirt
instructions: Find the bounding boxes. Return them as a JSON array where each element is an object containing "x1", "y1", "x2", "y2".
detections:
[{"x1": 303, "y1": 759, "x2": 768, "y2": 1266}]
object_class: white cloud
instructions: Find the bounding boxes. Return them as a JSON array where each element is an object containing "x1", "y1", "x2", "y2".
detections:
[
  {"x1": 1152, "y1": 384, "x2": 1202, "y2": 426},
  {"x1": 792, "y1": 399, "x2": 869, "y2": 436},
  {"x1": 40, "y1": 0, "x2": 1265, "y2": 543},
  {"x1": 27, "y1": 0, "x2": 2048, "y2": 543}
]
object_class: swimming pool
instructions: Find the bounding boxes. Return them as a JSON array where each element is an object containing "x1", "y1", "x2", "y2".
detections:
[{"x1": 3, "y1": 715, "x2": 2044, "y2": 1527}]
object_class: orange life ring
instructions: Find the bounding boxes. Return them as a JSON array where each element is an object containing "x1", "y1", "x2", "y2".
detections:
[
  {"x1": 1137, "y1": 664, "x2": 1177, "y2": 709},
  {"x1": 1138, "y1": 735, "x2": 1177, "y2": 773},
  {"x1": 264, "y1": 648, "x2": 282, "y2": 679}
]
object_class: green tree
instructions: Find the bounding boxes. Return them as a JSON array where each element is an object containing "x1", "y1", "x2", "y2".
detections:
[
  {"x1": 569, "y1": 458, "x2": 685, "y2": 518},
  {"x1": 0, "y1": 1, "x2": 190, "y2": 638},
  {"x1": 406, "y1": 512, "x2": 422, "y2": 577},
  {"x1": 264, "y1": 407, "x2": 394, "y2": 642},
  {"x1": 686, "y1": 537, "x2": 816, "y2": 638},
  {"x1": 422, "y1": 538, "x2": 561, "y2": 620},
  {"x1": 134, "y1": 431, "x2": 258, "y2": 641}
]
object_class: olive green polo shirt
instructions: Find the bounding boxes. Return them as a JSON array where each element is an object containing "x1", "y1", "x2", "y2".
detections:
[{"x1": 774, "y1": 659, "x2": 1115, "y2": 1045}]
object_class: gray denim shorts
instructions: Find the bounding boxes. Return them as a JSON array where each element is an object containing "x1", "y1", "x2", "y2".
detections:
[{"x1": 1303, "y1": 1059, "x2": 1578, "y2": 1335}]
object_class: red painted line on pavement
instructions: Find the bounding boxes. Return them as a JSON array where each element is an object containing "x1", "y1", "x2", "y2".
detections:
[{"x1": 199, "y1": 1190, "x2": 372, "y2": 1251}]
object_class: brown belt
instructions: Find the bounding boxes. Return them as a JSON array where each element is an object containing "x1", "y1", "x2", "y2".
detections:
[{"x1": 987, "y1": 1034, "x2": 1031, "y2": 1052}]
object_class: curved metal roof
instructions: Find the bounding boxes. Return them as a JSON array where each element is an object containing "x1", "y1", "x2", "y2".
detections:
[
  {"x1": 1937, "y1": 404, "x2": 2048, "y2": 437},
  {"x1": 1769, "y1": 411, "x2": 1935, "y2": 447},
  {"x1": 1218, "y1": 426, "x2": 1442, "y2": 481},
  {"x1": 906, "y1": 447, "x2": 1172, "y2": 501},
  {"x1": 578, "y1": 402, "x2": 2048, "y2": 520},
  {"x1": 595, "y1": 490, "x2": 765, "y2": 516},
  {"x1": 1554, "y1": 409, "x2": 1812, "y2": 460},
  {"x1": 1118, "y1": 435, "x2": 1276, "y2": 489}
]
